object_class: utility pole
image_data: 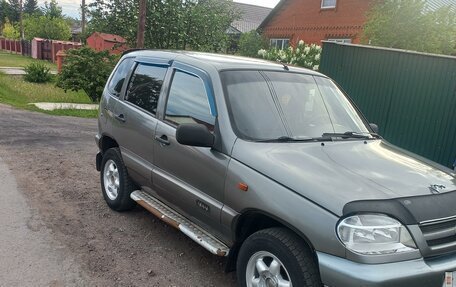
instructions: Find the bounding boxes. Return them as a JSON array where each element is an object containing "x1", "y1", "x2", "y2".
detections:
[
  {"x1": 19, "y1": 0, "x2": 24, "y2": 39},
  {"x1": 136, "y1": 0, "x2": 147, "y2": 48},
  {"x1": 81, "y1": 0, "x2": 86, "y2": 35}
]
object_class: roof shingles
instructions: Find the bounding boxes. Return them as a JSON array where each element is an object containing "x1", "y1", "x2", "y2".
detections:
[
  {"x1": 97, "y1": 32, "x2": 127, "y2": 43},
  {"x1": 230, "y1": 2, "x2": 272, "y2": 33}
]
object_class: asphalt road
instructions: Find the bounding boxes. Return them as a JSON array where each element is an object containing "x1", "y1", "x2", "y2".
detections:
[{"x1": 0, "y1": 104, "x2": 237, "y2": 287}]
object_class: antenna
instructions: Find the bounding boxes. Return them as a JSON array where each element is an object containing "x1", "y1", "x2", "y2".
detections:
[{"x1": 278, "y1": 61, "x2": 289, "y2": 71}]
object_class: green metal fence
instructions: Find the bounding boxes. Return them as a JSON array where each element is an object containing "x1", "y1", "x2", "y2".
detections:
[{"x1": 320, "y1": 42, "x2": 456, "y2": 168}]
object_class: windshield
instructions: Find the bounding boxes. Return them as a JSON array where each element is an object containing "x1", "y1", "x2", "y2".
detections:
[{"x1": 220, "y1": 70, "x2": 371, "y2": 141}]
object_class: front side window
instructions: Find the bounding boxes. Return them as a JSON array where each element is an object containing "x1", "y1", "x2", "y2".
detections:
[
  {"x1": 125, "y1": 64, "x2": 167, "y2": 115},
  {"x1": 321, "y1": 0, "x2": 337, "y2": 8},
  {"x1": 107, "y1": 57, "x2": 134, "y2": 96},
  {"x1": 270, "y1": 38, "x2": 290, "y2": 50},
  {"x1": 165, "y1": 70, "x2": 215, "y2": 129},
  {"x1": 221, "y1": 70, "x2": 369, "y2": 141}
]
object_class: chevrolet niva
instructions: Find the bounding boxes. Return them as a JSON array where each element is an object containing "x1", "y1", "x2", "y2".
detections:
[{"x1": 95, "y1": 50, "x2": 456, "y2": 287}]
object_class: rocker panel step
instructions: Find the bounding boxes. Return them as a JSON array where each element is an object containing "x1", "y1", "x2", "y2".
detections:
[{"x1": 130, "y1": 190, "x2": 230, "y2": 257}]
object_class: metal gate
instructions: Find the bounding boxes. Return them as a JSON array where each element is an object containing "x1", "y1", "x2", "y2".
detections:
[
  {"x1": 21, "y1": 40, "x2": 31, "y2": 57},
  {"x1": 320, "y1": 42, "x2": 456, "y2": 168},
  {"x1": 40, "y1": 40, "x2": 53, "y2": 61}
]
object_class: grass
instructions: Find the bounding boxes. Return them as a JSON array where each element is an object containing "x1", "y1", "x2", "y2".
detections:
[
  {"x1": 37, "y1": 108, "x2": 99, "y2": 118},
  {"x1": 0, "y1": 73, "x2": 98, "y2": 118},
  {"x1": 0, "y1": 51, "x2": 57, "y2": 69}
]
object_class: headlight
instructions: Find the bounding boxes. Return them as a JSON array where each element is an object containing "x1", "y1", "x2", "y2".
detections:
[{"x1": 337, "y1": 214, "x2": 417, "y2": 255}]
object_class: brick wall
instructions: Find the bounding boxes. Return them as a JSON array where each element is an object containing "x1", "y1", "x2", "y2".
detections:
[{"x1": 262, "y1": 0, "x2": 374, "y2": 45}]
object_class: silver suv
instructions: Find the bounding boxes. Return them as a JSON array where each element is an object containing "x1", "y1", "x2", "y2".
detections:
[{"x1": 96, "y1": 50, "x2": 456, "y2": 287}]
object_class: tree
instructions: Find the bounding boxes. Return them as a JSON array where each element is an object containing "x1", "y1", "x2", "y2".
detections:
[
  {"x1": 57, "y1": 47, "x2": 118, "y2": 102},
  {"x1": 86, "y1": 0, "x2": 137, "y2": 43},
  {"x1": 238, "y1": 31, "x2": 269, "y2": 57},
  {"x1": 178, "y1": 0, "x2": 239, "y2": 51},
  {"x1": 426, "y1": 7, "x2": 456, "y2": 55},
  {"x1": 87, "y1": 0, "x2": 239, "y2": 52},
  {"x1": 2, "y1": 18, "x2": 20, "y2": 39},
  {"x1": 43, "y1": 0, "x2": 63, "y2": 19},
  {"x1": 7, "y1": 0, "x2": 20, "y2": 22},
  {"x1": 23, "y1": 0, "x2": 40, "y2": 15},
  {"x1": 363, "y1": 0, "x2": 456, "y2": 55},
  {"x1": 24, "y1": 15, "x2": 71, "y2": 40},
  {"x1": 1, "y1": 1, "x2": 9, "y2": 27}
]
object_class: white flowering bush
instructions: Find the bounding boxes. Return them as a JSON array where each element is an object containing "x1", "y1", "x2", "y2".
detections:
[{"x1": 258, "y1": 40, "x2": 322, "y2": 70}]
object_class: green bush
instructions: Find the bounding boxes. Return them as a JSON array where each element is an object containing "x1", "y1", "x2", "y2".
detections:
[
  {"x1": 24, "y1": 62, "x2": 52, "y2": 83},
  {"x1": 57, "y1": 47, "x2": 118, "y2": 103},
  {"x1": 258, "y1": 40, "x2": 322, "y2": 70},
  {"x1": 238, "y1": 31, "x2": 269, "y2": 58}
]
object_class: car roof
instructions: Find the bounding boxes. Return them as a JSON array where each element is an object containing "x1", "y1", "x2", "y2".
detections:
[{"x1": 123, "y1": 50, "x2": 325, "y2": 76}]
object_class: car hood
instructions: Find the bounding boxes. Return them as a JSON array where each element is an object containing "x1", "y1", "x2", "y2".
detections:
[{"x1": 231, "y1": 139, "x2": 456, "y2": 216}]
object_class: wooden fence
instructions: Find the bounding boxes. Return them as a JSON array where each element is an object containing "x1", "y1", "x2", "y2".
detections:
[
  {"x1": 0, "y1": 38, "x2": 22, "y2": 54},
  {"x1": 0, "y1": 37, "x2": 82, "y2": 63}
]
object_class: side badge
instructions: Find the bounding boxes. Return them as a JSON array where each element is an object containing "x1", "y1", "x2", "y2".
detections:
[{"x1": 196, "y1": 200, "x2": 210, "y2": 213}]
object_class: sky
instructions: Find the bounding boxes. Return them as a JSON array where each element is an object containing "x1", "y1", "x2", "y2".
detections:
[{"x1": 37, "y1": 0, "x2": 281, "y2": 19}]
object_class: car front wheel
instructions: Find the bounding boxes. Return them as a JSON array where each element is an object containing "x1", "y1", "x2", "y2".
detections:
[{"x1": 237, "y1": 227, "x2": 321, "y2": 287}]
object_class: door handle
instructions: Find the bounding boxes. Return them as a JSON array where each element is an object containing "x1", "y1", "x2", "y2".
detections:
[
  {"x1": 155, "y1": 135, "x2": 170, "y2": 146},
  {"x1": 114, "y1": 113, "x2": 126, "y2": 123}
]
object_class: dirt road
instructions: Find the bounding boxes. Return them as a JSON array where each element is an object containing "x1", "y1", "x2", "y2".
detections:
[{"x1": 0, "y1": 104, "x2": 237, "y2": 287}]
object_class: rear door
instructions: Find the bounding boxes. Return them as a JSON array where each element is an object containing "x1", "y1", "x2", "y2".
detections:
[
  {"x1": 112, "y1": 58, "x2": 169, "y2": 187},
  {"x1": 153, "y1": 63, "x2": 229, "y2": 234},
  {"x1": 100, "y1": 57, "x2": 135, "y2": 138}
]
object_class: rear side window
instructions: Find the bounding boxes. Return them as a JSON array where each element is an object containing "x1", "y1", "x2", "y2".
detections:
[
  {"x1": 165, "y1": 70, "x2": 215, "y2": 129},
  {"x1": 107, "y1": 57, "x2": 134, "y2": 96},
  {"x1": 125, "y1": 64, "x2": 167, "y2": 115}
]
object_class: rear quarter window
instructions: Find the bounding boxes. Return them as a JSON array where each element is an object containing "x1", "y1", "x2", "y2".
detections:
[{"x1": 107, "y1": 57, "x2": 134, "y2": 97}]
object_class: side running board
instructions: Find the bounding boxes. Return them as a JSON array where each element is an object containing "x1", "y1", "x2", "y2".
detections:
[{"x1": 130, "y1": 190, "x2": 230, "y2": 257}]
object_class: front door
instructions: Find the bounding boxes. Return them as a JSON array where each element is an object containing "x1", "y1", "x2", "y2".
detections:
[{"x1": 153, "y1": 65, "x2": 229, "y2": 234}]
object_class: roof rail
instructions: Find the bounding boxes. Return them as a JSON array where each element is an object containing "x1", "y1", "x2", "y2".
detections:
[{"x1": 121, "y1": 48, "x2": 147, "y2": 57}]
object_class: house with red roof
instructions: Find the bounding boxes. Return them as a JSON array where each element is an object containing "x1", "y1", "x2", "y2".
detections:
[
  {"x1": 86, "y1": 32, "x2": 129, "y2": 55},
  {"x1": 259, "y1": 0, "x2": 372, "y2": 48},
  {"x1": 259, "y1": 0, "x2": 455, "y2": 49}
]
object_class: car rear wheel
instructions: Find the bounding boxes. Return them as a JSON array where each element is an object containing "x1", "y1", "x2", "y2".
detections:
[
  {"x1": 237, "y1": 227, "x2": 321, "y2": 287},
  {"x1": 100, "y1": 147, "x2": 136, "y2": 211}
]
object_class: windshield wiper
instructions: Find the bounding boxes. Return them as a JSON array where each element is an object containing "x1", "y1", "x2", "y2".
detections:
[
  {"x1": 321, "y1": 131, "x2": 373, "y2": 139},
  {"x1": 256, "y1": 136, "x2": 317, "y2": 143},
  {"x1": 256, "y1": 132, "x2": 380, "y2": 143}
]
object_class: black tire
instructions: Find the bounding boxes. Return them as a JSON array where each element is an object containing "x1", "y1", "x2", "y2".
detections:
[
  {"x1": 100, "y1": 147, "x2": 136, "y2": 211},
  {"x1": 237, "y1": 227, "x2": 321, "y2": 287}
]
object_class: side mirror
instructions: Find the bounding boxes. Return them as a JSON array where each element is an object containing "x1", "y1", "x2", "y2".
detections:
[
  {"x1": 369, "y1": 123, "x2": 379, "y2": 134},
  {"x1": 176, "y1": 123, "x2": 214, "y2": 148}
]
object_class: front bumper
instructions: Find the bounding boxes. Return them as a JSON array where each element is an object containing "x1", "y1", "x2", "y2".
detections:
[{"x1": 318, "y1": 251, "x2": 456, "y2": 287}]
